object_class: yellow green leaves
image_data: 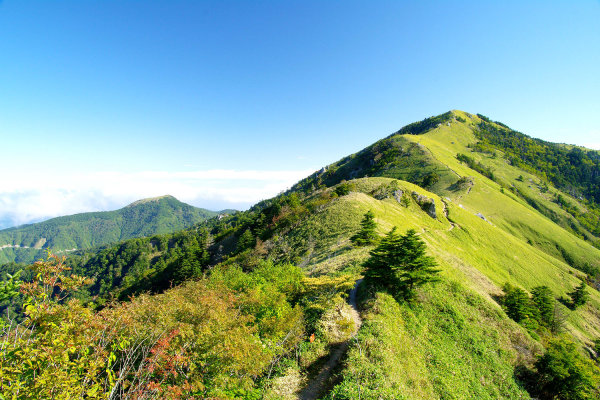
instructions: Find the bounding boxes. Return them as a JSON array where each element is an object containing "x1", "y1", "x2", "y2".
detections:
[{"x1": 1, "y1": 254, "x2": 307, "y2": 398}]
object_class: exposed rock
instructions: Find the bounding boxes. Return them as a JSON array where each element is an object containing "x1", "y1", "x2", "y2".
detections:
[
  {"x1": 393, "y1": 190, "x2": 404, "y2": 203},
  {"x1": 412, "y1": 191, "x2": 437, "y2": 219},
  {"x1": 475, "y1": 213, "x2": 489, "y2": 222}
]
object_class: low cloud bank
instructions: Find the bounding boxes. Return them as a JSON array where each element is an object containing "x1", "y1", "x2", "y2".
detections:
[{"x1": 0, "y1": 168, "x2": 314, "y2": 229}]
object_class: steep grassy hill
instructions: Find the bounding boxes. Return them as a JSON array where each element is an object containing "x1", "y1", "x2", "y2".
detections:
[
  {"x1": 39, "y1": 174, "x2": 599, "y2": 397},
  {"x1": 3, "y1": 111, "x2": 600, "y2": 399},
  {"x1": 0, "y1": 195, "x2": 218, "y2": 264},
  {"x1": 209, "y1": 172, "x2": 600, "y2": 398},
  {"x1": 293, "y1": 111, "x2": 600, "y2": 276}
]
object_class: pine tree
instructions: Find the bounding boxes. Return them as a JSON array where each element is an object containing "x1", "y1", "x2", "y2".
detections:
[
  {"x1": 531, "y1": 285, "x2": 555, "y2": 326},
  {"x1": 364, "y1": 227, "x2": 402, "y2": 286},
  {"x1": 351, "y1": 210, "x2": 378, "y2": 246},
  {"x1": 568, "y1": 280, "x2": 589, "y2": 309},
  {"x1": 502, "y1": 283, "x2": 535, "y2": 323},
  {"x1": 364, "y1": 227, "x2": 439, "y2": 300},
  {"x1": 397, "y1": 229, "x2": 440, "y2": 300}
]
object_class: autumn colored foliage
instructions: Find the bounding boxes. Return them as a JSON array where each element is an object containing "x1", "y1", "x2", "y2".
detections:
[{"x1": 0, "y1": 254, "x2": 305, "y2": 399}]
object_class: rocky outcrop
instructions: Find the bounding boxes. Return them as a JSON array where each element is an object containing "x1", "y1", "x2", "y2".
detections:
[
  {"x1": 412, "y1": 191, "x2": 437, "y2": 219},
  {"x1": 476, "y1": 213, "x2": 490, "y2": 223},
  {"x1": 393, "y1": 190, "x2": 404, "y2": 203}
]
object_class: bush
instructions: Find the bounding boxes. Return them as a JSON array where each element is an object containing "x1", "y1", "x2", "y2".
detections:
[
  {"x1": 0, "y1": 255, "x2": 306, "y2": 398},
  {"x1": 335, "y1": 181, "x2": 353, "y2": 196},
  {"x1": 421, "y1": 172, "x2": 440, "y2": 188},
  {"x1": 533, "y1": 339, "x2": 600, "y2": 400}
]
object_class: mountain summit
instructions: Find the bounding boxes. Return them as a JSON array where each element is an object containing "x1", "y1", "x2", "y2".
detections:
[
  {"x1": 0, "y1": 195, "x2": 218, "y2": 264},
  {"x1": 125, "y1": 194, "x2": 179, "y2": 207}
]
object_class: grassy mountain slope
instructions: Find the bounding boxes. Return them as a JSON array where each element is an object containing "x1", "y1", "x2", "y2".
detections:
[
  {"x1": 60, "y1": 112, "x2": 600, "y2": 397},
  {"x1": 0, "y1": 195, "x2": 218, "y2": 264},
  {"x1": 404, "y1": 111, "x2": 600, "y2": 265},
  {"x1": 327, "y1": 286, "x2": 536, "y2": 399},
  {"x1": 4, "y1": 111, "x2": 600, "y2": 398},
  {"x1": 272, "y1": 178, "x2": 600, "y2": 341},
  {"x1": 292, "y1": 111, "x2": 600, "y2": 278},
  {"x1": 247, "y1": 176, "x2": 597, "y2": 398}
]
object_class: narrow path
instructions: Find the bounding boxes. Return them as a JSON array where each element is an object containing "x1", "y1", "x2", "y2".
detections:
[
  {"x1": 440, "y1": 198, "x2": 458, "y2": 231},
  {"x1": 298, "y1": 279, "x2": 363, "y2": 400}
]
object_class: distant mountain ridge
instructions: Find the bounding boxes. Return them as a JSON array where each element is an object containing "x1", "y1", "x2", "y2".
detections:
[{"x1": 0, "y1": 195, "x2": 220, "y2": 264}]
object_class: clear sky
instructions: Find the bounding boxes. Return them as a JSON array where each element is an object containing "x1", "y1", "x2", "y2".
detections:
[{"x1": 1, "y1": 0, "x2": 599, "y2": 228}]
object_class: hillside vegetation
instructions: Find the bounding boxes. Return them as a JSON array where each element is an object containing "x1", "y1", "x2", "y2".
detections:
[
  {"x1": 2, "y1": 110, "x2": 600, "y2": 399},
  {"x1": 0, "y1": 195, "x2": 218, "y2": 265}
]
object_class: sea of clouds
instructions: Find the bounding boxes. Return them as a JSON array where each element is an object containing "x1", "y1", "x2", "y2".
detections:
[{"x1": 0, "y1": 168, "x2": 314, "y2": 229}]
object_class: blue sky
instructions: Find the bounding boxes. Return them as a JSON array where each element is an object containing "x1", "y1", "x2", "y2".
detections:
[{"x1": 1, "y1": 0, "x2": 599, "y2": 228}]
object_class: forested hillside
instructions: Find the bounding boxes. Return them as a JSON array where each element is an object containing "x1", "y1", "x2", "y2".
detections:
[
  {"x1": 0, "y1": 195, "x2": 219, "y2": 264},
  {"x1": 472, "y1": 114, "x2": 600, "y2": 237},
  {"x1": 2, "y1": 111, "x2": 600, "y2": 399}
]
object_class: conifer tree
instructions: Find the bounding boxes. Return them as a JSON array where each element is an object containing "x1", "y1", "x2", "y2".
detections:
[
  {"x1": 396, "y1": 229, "x2": 440, "y2": 300},
  {"x1": 364, "y1": 227, "x2": 439, "y2": 300},
  {"x1": 502, "y1": 283, "x2": 535, "y2": 323},
  {"x1": 237, "y1": 229, "x2": 256, "y2": 253},
  {"x1": 568, "y1": 280, "x2": 589, "y2": 309},
  {"x1": 363, "y1": 227, "x2": 402, "y2": 285},
  {"x1": 531, "y1": 285, "x2": 555, "y2": 326},
  {"x1": 351, "y1": 210, "x2": 378, "y2": 246}
]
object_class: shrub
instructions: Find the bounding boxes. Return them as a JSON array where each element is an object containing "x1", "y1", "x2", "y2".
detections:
[
  {"x1": 335, "y1": 182, "x2": 353, "y2": 196},
  {"x1": 533, "y1": 339, "x2": 600, "y2": 400}
]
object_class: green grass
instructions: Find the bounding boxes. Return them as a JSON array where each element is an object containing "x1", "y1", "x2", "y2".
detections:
[
  {"x1": 327, "y1": 280, "x2": 538, "y2": 399},
  {"x1": 254, "y1": 121, "x2": 600, "y2": 398},
  {"x1": 3, "y1": 110, "x2": 600, "y2": 399},
  {"x1": 281, "y1": 175, "x2": 600, "y2": 345},
  {"x1": 404, "y1": 111, "x2": 600, "y2": 273}
]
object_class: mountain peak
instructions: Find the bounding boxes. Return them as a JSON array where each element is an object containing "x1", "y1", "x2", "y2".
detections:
[
  {"x1": 0, "y1": 194, "x2": 217, "y2": 264},
  {"x1": 125, "y1": 195, "x2": 177, "y2": 208}
]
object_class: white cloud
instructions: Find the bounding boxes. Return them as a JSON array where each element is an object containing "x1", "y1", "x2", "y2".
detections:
[
  {"x1": 583, "y1": 129, "x2": 600, "y2": 150},
  {"x1": 0, "y1": 168, "x2": 314, "y2": 229}
]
